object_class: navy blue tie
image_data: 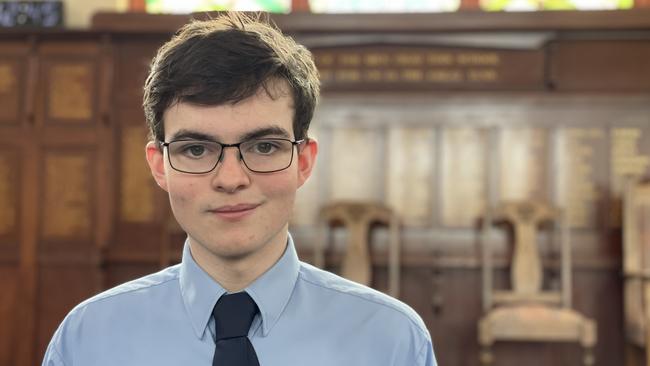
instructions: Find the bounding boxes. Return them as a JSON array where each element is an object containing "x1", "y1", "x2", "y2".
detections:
[{"x1": 212, "y1": 292, "x2": 260, "y2": 366}]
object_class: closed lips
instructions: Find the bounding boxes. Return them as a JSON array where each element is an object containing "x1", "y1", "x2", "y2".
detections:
[{"x1": 212, "y1": 204, "x2": 260, "y2": 213}]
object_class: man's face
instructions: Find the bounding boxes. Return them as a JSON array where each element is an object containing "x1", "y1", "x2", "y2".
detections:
[{"x1": 146, "y1": 86, "x2": 317, "y2": 265}]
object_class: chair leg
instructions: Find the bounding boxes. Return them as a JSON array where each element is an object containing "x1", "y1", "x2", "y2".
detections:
[
  {"x1": 479, "y1": 345, "x2": 493, "y2": 366},
  {"x1": 583, "y1": 346, "x2": 594, "y2": 366}
]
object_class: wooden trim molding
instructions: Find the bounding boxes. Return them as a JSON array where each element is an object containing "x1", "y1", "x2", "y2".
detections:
[{"x1": 91, "y1": 10, "x2": 650, "y2": 34}]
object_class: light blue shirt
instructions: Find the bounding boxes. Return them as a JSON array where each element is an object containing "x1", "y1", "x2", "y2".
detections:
[{"x1": 43, "y1": 235, "x2": 437, "y2": 366}]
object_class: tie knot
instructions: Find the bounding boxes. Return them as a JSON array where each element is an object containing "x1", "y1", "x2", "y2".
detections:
[{"x1": 213, "y1": 292, "x2": 258, "y2": 341}]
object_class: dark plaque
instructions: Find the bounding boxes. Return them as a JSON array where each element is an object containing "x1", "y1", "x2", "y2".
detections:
[
  {"x1": 0, "y1": 1, "x2": 63, "y2": 28},
  {"x1": 551, "y1": 41, "x2": 650, "y2": 91},
  {"x1": 314, "y1": 46, "x2": 545, "y2": 91}
]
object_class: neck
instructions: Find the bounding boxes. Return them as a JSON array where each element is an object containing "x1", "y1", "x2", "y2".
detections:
[{"x1": 189, "y1": 231, "x2": 288, "y2": 293}]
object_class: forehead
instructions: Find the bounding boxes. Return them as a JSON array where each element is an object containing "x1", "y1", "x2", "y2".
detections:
[{"x1": 162, "y1": 88, "x2": 295, "y2": 142}]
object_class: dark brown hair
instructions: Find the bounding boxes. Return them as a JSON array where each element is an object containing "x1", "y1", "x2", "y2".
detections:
[{"x1": 143, "y1": 12, "x2": 320, "y2": 144}]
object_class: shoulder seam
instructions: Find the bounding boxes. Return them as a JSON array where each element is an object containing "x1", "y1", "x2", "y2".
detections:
[
  {"x1": 75, "y1": 275, "x2": 179, "y2": 310},
  {"x1": 297, "y1": 267, "x2": 429, "y2": 337}
]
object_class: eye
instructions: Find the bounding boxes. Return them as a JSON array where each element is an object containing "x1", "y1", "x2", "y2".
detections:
[
  {"x1": 188, "y1": 145, "x2": 205, "y2": 156},
  {"x1": 252, "y1": 141, "x2": 278, "y2": 155},
  {"x1": 177, "y1": 143, "x2": 211, "y2": 158}
]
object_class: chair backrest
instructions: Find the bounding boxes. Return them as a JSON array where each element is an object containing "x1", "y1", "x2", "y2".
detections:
[
  {"x1": 481, "y1": 200, "x2": 570, "y2": 311},
  {"x1": 314, "y1": 201, "x2": 401, "y2": 297}
]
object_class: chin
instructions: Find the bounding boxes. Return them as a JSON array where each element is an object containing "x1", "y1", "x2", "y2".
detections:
[{"x1": 207, "y1": 238, "x2": 262, "y2": 260}]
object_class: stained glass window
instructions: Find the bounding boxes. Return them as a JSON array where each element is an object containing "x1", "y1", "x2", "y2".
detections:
[
  {"x1": 145, "y1": 0, "x2": 638, "y2": 14},
  {"x1": 308, "y1": 0, "x2": 460, "y2": 13},
  {"x1": 480, "y1": 0, "x2": 634, "y2": 11},
  {"x1": 145, "y1": 0, "x2": 291, "y2": 13}
]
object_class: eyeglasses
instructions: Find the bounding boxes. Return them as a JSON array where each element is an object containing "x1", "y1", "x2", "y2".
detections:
[{"x1": 161, "y1": 138, "x2": 305, "y2": 174}]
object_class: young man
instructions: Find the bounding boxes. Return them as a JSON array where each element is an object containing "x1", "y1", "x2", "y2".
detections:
[{"x1": 43, "y1": 13, "x2": 436, "y2": 366}]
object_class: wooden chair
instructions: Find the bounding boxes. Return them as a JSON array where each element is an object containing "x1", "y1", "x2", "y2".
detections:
[
  {"x1": 314, "y1": 201, "x2": 401, "y2": 298},
  {"x1": 623, "y1": 178, "x2": 650, "y2": 366},
  {"x1": 478, "y1": 200, "x2": 597, "y2": 366}
]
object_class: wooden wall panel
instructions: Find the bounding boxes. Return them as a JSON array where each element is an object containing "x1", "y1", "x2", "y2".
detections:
[
  {"x1": 0, "y1": 265, "x2": 19, "y2": 366},
  {"x1": 120, "y1": 125, "x2": 156, "y2": 223},
  {"x1": 551, "y1": 41, "x2": 650, "y2": 91},
  {"x1": 0, "y1": 149, "x2": 19, "y2": 250},
  {"x1": 427, "y1": 268, "x2": 484, "y2": 366},
  {"x1": 114, "y1": 40, "x2": 164, "y2": 108},
  {"x1": 0, "y1": 58, "x2": 23, "y2": 125},
  {"x1": 40, "y1": 151, "x2": 94, "y2": 244},
  {"x1": 45, "y1": 62, "x2": 96, "y2": 122}
]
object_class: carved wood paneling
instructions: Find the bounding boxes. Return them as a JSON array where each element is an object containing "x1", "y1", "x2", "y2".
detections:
[
  {"x1": 0, "y1": 265, "x2": 18, "y2": 366},
  {"x1": 45, "y1": 61, "x2": 95, "y2": 122},
  {"x1": 120, "y1": 125, "x2": 155, "y2": 223},
  {"x1": 0, "y1": 59, "x2": 22, "y2": 124},
  {"x1": 114, "y1": 40, "x2": 163, "y2": 108},
  {"x1": 41, "y1": 152, "x2": 93, "y2": 240},
  {"x1": 0, "y1": 150, "x2": 18, "y2": 241}
]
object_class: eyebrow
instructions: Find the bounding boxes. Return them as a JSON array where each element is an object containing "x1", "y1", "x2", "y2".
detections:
[
  {"x1": 239, "y1": 126, "x2": 291, "y2": 141},
  {"x1": 168, "y1": 125, "x2": 291, "y2": 143}
]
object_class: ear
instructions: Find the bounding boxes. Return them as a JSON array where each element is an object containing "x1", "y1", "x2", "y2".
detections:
[
  {"x1": 296, "y1": 138, "x2": 318, "y2": 189},
  {"x1": 145, "y1": 141, "x2": 169, "y2": 192}
]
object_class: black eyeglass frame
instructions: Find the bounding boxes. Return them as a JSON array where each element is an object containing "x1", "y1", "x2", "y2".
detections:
[{"x1": 161, "y1": 138, "x2": 306, "y2": 174}]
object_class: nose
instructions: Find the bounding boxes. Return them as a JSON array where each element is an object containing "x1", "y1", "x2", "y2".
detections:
[{"x1": 210, "y1": 147, "x2": 251, "y2": 193}]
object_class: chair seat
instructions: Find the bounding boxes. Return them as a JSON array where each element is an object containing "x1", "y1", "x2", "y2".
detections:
[{"x1": 479, "y1": 304, "x2": 597, "y2": 346}]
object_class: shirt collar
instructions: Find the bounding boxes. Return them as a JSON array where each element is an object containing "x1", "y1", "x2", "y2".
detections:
[
  {"x1": 179, "y1": 234, "x2": 300, "y2": 339},
  {"x1": 245, "y1": 234, "x2": 300, "y2": 337},
  {"x1": 179, "y1": 240, "x2": 226, "y2": 339}
]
